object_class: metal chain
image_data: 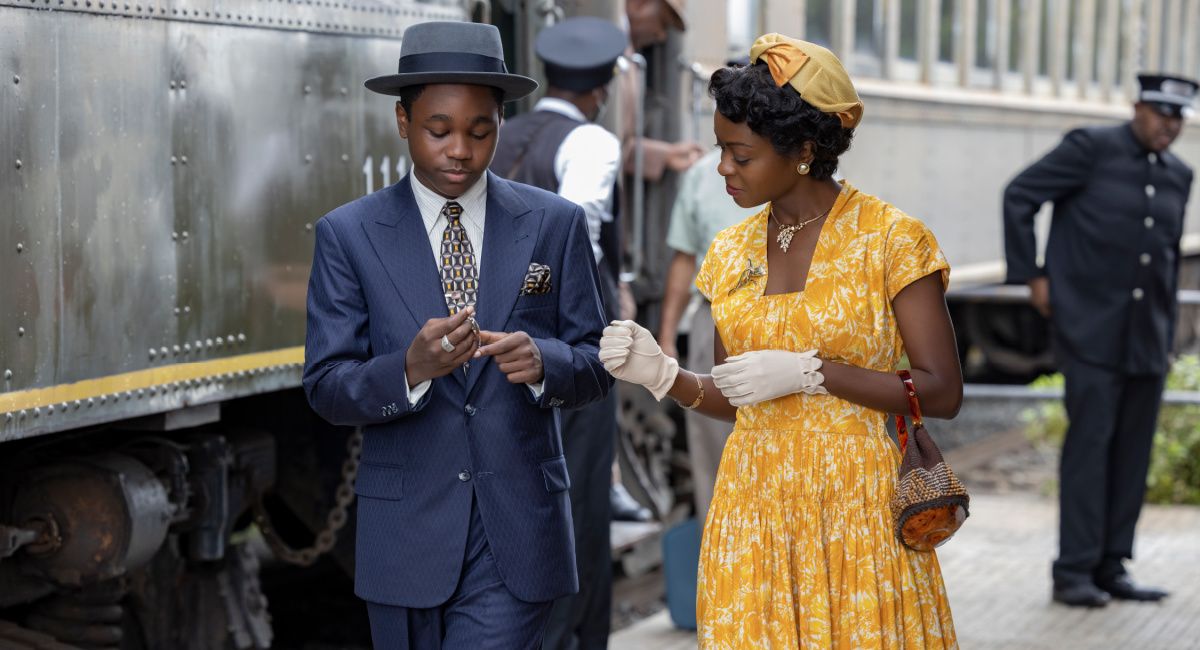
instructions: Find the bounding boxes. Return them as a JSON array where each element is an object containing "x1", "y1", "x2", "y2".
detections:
[{"x1": 253, "y1": 427, "x2": 362, "y2": 567}]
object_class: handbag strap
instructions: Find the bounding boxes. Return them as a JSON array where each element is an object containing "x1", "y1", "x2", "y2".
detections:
[{"x1": 895, "y1": 369, "x2": 925, "y2": 454}]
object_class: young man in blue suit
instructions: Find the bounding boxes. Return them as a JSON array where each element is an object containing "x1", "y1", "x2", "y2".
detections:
[{"x1": 302, "y1": 21, "x2": 612, "y2": 649}]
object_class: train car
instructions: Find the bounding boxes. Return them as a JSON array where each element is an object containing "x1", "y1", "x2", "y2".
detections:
[{"x1": 0, "y1": 0, "x2": 483, "y2": 646}]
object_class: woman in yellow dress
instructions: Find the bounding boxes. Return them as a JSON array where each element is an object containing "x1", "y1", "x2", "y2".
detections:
[{"x1": 600, "y1": 34, "x2": 961, "y2": 648}]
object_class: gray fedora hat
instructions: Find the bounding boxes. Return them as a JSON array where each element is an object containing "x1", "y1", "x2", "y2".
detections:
[{"x1": 365, "y1": 22, "x2": 538, "y2": 101}]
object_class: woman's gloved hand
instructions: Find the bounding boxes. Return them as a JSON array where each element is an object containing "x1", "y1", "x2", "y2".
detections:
[
  {"x1": 599, "y1": 320, "x2": 679, "y2": 401},
  {"x1": 711, "y1": 349, "x2": 826, "y2": 407}
]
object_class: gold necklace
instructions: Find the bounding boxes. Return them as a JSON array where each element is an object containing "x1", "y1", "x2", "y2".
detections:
[{"x1": 769, "y1": 205, "x2": 829, "y2": 253}]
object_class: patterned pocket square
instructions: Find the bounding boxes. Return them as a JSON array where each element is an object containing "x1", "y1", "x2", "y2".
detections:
[{"x1": 520, "y1": 263, "x2": 553, "y2": 296}]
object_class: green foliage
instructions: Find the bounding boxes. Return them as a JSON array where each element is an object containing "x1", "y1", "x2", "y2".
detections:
[{"x1": 1021, "y1": 356, "x2": 1200, "y2": 505}]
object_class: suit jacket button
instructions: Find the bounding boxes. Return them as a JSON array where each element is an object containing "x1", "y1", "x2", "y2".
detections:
[
  {"x1": 465, "y1": 404, "x2": 477, "y2": 416},
  {"x1": 549, "y1": 398, "x2": 563, "y2": 407},
  {"x1": 458, "y1": 470, "x2": 472, "y2": 482}
]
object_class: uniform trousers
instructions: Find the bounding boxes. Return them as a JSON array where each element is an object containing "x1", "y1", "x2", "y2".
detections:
[
  {"x1": 686, "y1": 301, "x2": 735, "y2": 521},
  {"x1": 367, "y1": 494, "x2": 553, "y2": 650},
  {"x1": 541, "y1": 389, "x2": 617, "y2": 650},
  {"x1": 1053, "y1": 352, "x2": 1165, "y2": 587}
]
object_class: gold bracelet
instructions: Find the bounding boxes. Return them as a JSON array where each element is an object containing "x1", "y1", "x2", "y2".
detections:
[{"x1": 676, "y1": 373, "x2": 704, "y2": 409}]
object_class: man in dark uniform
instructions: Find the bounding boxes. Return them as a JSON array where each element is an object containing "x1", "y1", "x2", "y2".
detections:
[
  {"x1": 490, "y1": 17, "x2": 627, "y2": 650},
  {"x1": 1004, "y1": 73, "x2": 1197, "y2": 608}
]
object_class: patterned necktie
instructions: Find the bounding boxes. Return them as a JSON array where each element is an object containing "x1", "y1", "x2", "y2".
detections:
[{"x1": 439, "y1": 201, "x2": 479, "y2": 316}]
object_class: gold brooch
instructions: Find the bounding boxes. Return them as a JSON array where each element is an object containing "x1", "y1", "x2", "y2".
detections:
[{"x1": 729, "y1": 257, "x2": 766, "y2": 295}]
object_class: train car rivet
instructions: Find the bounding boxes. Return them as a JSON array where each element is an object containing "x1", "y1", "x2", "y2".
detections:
[
  {"x1": 340, "y1": 87, "x2": 348, "y2": 95},
  {"x1": 304, "y1": 154, "x2": 313, "y2": 163},
  {"x1": 46, "y1": 405, "x2": 53, "y2": 415},
  {"x1": 183, "y1": 306, "x2": 190, "y2": 313},
  {"x1": 181, "y1": 231, "x2": 189, "y2": 239},
  {"x1": 180, "y1": 80, "x2": 187, "y2": 89},
  {"x1": 87, "y1": 398, "x2": 94, "y2": 407},
  {"x1": 4, "y1": 369, "x2": 11, "y2": 380},
  {"x1": 303, "y1": 85, "x2": 311, "y2": 94},
  {"x1": 136, "y1": 389, "x2": 144, "y2": 398},
  {"x1": 238, "y1": 333, "x2": 246, "y2": 343},
  {"x1": 216, "y1": 337, "x2": 224, "y2": 345},
  {"x1": 148, "y1": 348, "x2": 156, "y2": 359},
  {"x1": 305, "y1": 223, "x2": 313, "y2": 232},
  {"x1": 160, "y1": 347, "x2": 168, "y2": 357},
  {"x1": 73, "y1": 400, "x2": 81, "y2": 409},
  {"x1": 173, "y1": 307, "x2": 181, "y2": 315},
  {"x1": 18, "y1": 410, "x2": 26, "y2": 420},
  {"x1": 98, "y1": 395, "x2": 106, "y2": 404},
  {"x1": 205, "y1": 338, "x2": 213, "y2": 347},
  {"x1": 13, "y1": 75, "x2": 19, "y2": 84},
  {"x1": 5, "y1": 413, "x2": 11, "y2": 422},
  {"x1": 17, "y1": 327, "x2": 24, "y2": 336},
  {"x1": 170, "y1": 155, "x2": 177, "y2": 165},
  {"x1": 16, "y1": 243, "x2": 23, "y2": 253},
  {"x1": 180, "y1": 156, "x2": 188, "y2": 165},
  {"x1": 15, "y1": 159, "x2": 22, "y2": 169},
  {"x1": 172, "y1": 345, "x2": 181, "y2": 355},
  {"x1": 33, "y1": 408, "x2": 40, "y2": 417},
  {"x1": 183, "y1": 343, "x2": 192, "y2": 353},
  {"x1": 341, "y1": 154, "x2": 349, "y2": 162},
  {"x1": 169, "y1": 80, "x2": 176, "y2": 89}
]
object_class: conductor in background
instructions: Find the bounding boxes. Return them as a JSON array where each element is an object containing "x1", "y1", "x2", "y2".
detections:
[
  {"x1": 1003, "y1": 73, "x2": 1196, "y2": 608},
  {"x1": 490, "y1": 17, "x2": 627, "y2": 650}
]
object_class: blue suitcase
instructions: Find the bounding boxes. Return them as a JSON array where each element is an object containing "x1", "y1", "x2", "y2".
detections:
[{"x1": 662, "y1": 518, "x2": 702, "y2": 630}]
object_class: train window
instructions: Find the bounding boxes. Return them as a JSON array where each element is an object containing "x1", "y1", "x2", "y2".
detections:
[
  {"x1": 805, "y1": 0, "x2": 832, "y2": 48},
  {"x1": 855, "y1": 0, "x2": 882, "y2": 59}
]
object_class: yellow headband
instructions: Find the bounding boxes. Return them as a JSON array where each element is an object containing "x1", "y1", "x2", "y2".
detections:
[{"x1": 749, "y1": 33, "x2": 864, "y2": 129}]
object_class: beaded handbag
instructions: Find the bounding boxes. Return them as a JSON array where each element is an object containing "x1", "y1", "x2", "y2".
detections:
[{"x1": 891, "y1": 370, "x2": 970, "y2": 551}]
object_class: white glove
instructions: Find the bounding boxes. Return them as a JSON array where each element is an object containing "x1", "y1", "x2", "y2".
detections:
[
  {"x1": 711, "y1": 349, "x2": 826, "y2": 407},
  {"x1": 599, "y1": 320, "x2": 679, "y2": 401}
]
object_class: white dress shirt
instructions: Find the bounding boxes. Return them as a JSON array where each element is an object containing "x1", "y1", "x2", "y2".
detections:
[
  {"x1": 404, "y1": 172, "x2": 543, "y2": 404},
  {"x1": 535, "y1": 97, "x2": 621, "y2": 264}
]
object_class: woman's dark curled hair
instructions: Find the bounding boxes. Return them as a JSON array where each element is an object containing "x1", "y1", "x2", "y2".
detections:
[{"x1": 708, "y1": 63, "x2": 854, "y2": 180}]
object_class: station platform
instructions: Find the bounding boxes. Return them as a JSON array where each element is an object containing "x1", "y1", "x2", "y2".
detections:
[{"x1": 610, "y1": 493, "x2": 1200, "y2": 649}]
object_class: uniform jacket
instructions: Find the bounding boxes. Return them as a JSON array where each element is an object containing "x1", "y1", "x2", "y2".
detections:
[
  {"x1": 492, "y1": 108, "x2": 622, "y2": 320},
  {"x1": 1004, "y1": 123, "x2": 1194, "y2": 375},
  {"x1": 302, "y1": 172, "x2": 612, "y2": 607}
]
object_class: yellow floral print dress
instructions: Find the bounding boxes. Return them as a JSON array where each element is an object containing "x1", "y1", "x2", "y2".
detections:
[{"x1": 694, "y1": 182, "x2": 956, "y2": 649}]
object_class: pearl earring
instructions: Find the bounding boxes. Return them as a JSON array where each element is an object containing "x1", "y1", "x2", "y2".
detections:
[{"x1": 796, "y1": 162, "x2": 811, "y2": 175}]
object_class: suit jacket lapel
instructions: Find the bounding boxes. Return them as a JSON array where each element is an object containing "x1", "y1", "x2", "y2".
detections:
[
  {"x1": 468, "y1": 173, "x2": 541, "y2": 392},
  {"x1": 362, "y1": 177, "x2": 465, "y2": 385}
]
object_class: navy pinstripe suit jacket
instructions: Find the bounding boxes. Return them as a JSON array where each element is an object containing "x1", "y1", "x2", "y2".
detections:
[{"x1": 303, "y1": 172, "x2": 612, "y2": 608}]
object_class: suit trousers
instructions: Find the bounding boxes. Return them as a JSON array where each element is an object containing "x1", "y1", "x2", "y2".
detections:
[
  {"x1": 541, "y1": 389, "x2": 617, "y2": 650},
  {"x1": 686, "y1": 302, "x2": 735, "y2": 521},
  {"x1": 1053, "y1": 352, "x2": 1165, "y2": 586},
  {"x1": 367, "y1": 493, "x2": 553, "y2": 650}
]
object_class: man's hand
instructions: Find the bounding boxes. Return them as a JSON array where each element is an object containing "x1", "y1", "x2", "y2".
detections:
[
  {"x1": 666, "y1": 142, "x2": 705, "y2": 172},
  {"x1": 475, "y1": 330, "x2": 544, "y2": 384},
  {"x1": 1028, "y1": 277, "x2": 1051, "y2": 318},
  {"x1": 405, "y1": 306, "x2": 479, "y2": 387}
]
